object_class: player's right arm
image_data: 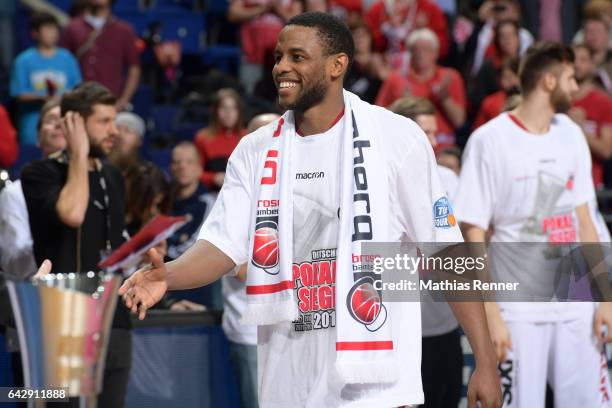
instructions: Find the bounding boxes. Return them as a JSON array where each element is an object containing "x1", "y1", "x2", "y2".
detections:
[
  {"x1": 120, "y1": 132, "x2": 258, "y2": 319},
  {"x1": 462, "y1": 222, "x2": 512, "y2": 361},
  {"x1": 119, "y1": 240, "x2": 235, "y2": 320}
]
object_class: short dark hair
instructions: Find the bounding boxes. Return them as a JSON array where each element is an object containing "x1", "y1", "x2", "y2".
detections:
[
  {"x1": 125, "y1": 162, "x2": 172, "y2": 226},
  {"x1": 519, "y1": 42, "x2": 575, "y2": 95},
  {"x1": 30, "y1": 11, "x2": 59, "y2": 31},
  {"x1": 60, "y1": 82, "x2": 116, "y2": 119},
  {"x1": 390, "y1": 97, "x2": 436, "y2": 120},
  {"x1": 287, "y1": 11, "x2": 354, "y2": 74}
]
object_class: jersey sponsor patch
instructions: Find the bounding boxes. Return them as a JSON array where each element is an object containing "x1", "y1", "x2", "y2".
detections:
[{"x1": 433, "y1": 197, "x2": 456, "y2": 228}]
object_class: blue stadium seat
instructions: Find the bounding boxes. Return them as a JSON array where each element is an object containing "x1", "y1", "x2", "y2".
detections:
[
  {"x1": 174, "y1": 122, "x2": 205, "y2": 143},
  {"x1": 152, "y1": 0, "x2": 196, "y2": 11},
  {"x1": 146, "y1": 148, "x2": 173, "y2": 174},
  {"x1": 146, "y1": 11, "x2": 205, "y2": 54},
  {"x1": 207, "y1": 0, "x2": 229, "y2": 16},
  {"x1": 131, "y1": 85, "x2": 154, "y2": 125},
  {"x1": 15, "y1": 8, "x2": 33, "y2": 53},
  {"x1": 47, "y1": 0, "x2": 72, "y2": 12},
  {"x1": 151, "y1": 104, "x2": 181, "y2": 137},
  {"x1": 113, "y1": 0, "x2": 142, "y2": 13},
  {"x1": 115, "y1": 12, "x2": 149, "y2": 38},
  {"x1": 201, "y1": 45, "x2": 241, "y2": 74},
  {"x1": 11, "y1": 145, "x2": 42, "y2": 180}
]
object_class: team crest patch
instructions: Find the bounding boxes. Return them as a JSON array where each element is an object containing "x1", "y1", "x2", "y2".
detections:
[{"x1": 433, "y1": 197, "x2": 456, "y2": 228}]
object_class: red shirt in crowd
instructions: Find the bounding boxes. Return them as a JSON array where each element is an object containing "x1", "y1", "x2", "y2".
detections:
[
  {"x1": 572, "y1": 88, "x2": 612, "y2": 190},
  {"x1": 473, "y1": 91, "x2": 507, "y2": 130},
  {"x1": 376, "y1": 66, "x2": 466, "y2": 145},
  {"x1": 61, "y1": 16, "x2": 140, "y2": 97},
  {"x1": 0, "y1": 105, "x2": 18, "y2": 168},
  {"x1": 236, "y1": 0, "x2": 299, "y2": 65},
  {"x1": 194, "y1": 128, "x2": 246, "y2": 190},
  {"x1": 365, "y1": 0, "x2": 449, "y2": 58}
]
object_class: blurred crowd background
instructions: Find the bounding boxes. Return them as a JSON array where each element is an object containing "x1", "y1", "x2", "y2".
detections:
[{"x1": 1, "y1": 0, "x2": 612, "y2": 407}]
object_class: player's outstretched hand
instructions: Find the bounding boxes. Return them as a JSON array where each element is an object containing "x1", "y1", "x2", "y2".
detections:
[
  {"x1": 467, "y1": 363, "x2": 502, "y2": 408},
  {"x1": 118, "y1": 248, "x2": 168, "y2": 320},
  {"x1": 594, "y1": 302, "x2": 612, "y2": 344}
]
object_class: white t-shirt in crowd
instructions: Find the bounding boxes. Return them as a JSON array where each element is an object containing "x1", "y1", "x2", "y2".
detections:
[
  {"x1": 420, "y1": 165, "x2": 460, "y2": 337},
  {"x1": 0, "y1": 180, "x2": 37, "y2": 279},
  {"x1": 454, "y1": 112, "x2": 597, "y2": 322},
  {"x1": 199, "y1": 107, "x2": 463, "y2": 407}
]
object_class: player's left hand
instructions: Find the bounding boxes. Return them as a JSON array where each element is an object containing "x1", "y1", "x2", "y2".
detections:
[
  {"x1": 594, "y1": 302, "x2": 612, "y2": 344},
  {"x1": 466, "y1": 363, "x2": 502, "y2": 408}
]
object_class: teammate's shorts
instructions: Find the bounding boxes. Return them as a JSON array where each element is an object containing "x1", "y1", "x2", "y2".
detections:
[{"x1": 498, "y1": 312, "x2": 611, "y2": 408}]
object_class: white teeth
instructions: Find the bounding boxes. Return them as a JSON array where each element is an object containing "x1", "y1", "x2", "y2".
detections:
[{"x1": 279, "y1": 81, "x2": 298, "y2": 89}]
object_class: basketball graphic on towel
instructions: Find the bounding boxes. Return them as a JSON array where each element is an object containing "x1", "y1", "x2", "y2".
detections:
[
  {"x1": 252, "y1": 221, "x2": 279, "y2": 269},
  {"x1": 348, "y1": 278, "x2": 381, "y2": 325}
]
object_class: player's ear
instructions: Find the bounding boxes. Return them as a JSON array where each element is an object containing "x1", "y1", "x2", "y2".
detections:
[
  {"x1": 542, "y1": 71, "x2": 558, "y2": 92},
  {"x1": 329, "y1": 53, "x2": 349, "y2": 80}
]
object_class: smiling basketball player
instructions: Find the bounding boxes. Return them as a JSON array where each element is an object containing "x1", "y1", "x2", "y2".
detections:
[{"x1": 120, "y1": 12, "x2": 501, "y2": 408}]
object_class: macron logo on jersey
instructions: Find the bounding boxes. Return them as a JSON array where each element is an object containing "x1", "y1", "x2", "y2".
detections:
[
  {"x1": 296, "y1": 172, "x2": 325, "y2": 180},
  {"x1": 433, "y1": 197, "x2": 456, "y2": 228}
]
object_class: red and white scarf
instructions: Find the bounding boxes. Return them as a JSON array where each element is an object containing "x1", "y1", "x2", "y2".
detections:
[{"x1": 242, "y1": 91, "x2": 398, "y2": 383}]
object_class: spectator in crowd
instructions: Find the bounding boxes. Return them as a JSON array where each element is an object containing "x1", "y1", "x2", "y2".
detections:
[
  {"x1": 302, "y1": 0, "x2": 328, "y2": 13},
  {"x1": 583, "y1": 13, "x2": 612, "y2": 68},
  {"x1": 390, "y1": 95, "x2": 438, "y2": 146},
  {"x1": 124, "y1": 160, "x2": 205, "y2": 311},
  {"x1": 108, "y1": 111, "x2": 145, "y2": 173},
  {"x1": 164, "y1": 142, "x2": 220, "y2": 308},
  {"x1": 167, "y1": 142, "x2": 215, "y2": 261},
  {"x1": 390, "y1": 95, "x2": 462, "y2": 408},
  {"x1": 328, "y1": 0, "x2": 363, "y2": 26},
  {"x1": 0, "y1": 104, "x2": 18, "y2": 169},
  {"x1": 194, "y1": 88, "x2": 246, "y2": 191},
  {"x1": 572, "y1": 0, "x2": 612, "y2": 46},
  {"x1": 124, "y1": 161, "x2": 172, "y2": 237},
  {"x1": 365, "y1": 0, "x2": 449, "y2": 71},
  {"x1": 473, "y1": 56, "x2": 520, "y2": 129},
  {"x1": 10, "y1": 11, "x2": 81, "y2": 146},
  {"x1": 579, "y1": 12, "x2": 612, "y2": 93},
  {"x1": 21, "y1": 82, "x2": 130, "y2": 408},
  {"x1": 469, "y1": 20, "x2": 521, "y2": 113},
  {"x1": 376, "y1": 28, "x2": 466, "y2": 147},
  {"x1": 569, "y1": 44, "x2": 612, "y2": 191},
  {"x1": 222, "y1": 113, "x2": 279, "y2": 408},
  {"x1": 62, "y1": 0, "x2": 141, "y2": 111},
  {"x1": 518, "y1": 0, "x2": 585, "y2": 44},
  {"x1": 228, "y1": 0, "x2": 302, "y2": 94},
  {"x1": 344, "y1": 21, "x2": 387, "y2": 104},
  {"x1": 0, "y1": 98, "x2": 64, "y2": 280},
  {"x1": 465, "y1": 0, "x2": 533, "y2": 77}
]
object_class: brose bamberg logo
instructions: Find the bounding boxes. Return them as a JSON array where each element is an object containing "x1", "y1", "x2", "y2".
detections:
[
  {"x1": 433, "y1": 197, "x2": 456, "y2": 228},
  {"x1": 251, "y1": 199, "x2": 280, "y2": 275}
]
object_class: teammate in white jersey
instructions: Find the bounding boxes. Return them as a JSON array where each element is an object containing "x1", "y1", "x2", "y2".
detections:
[
  {"x1": 120, "y1": 12, "x2": 501, "y2": 408},
  {"x1": 454, "y1": 42, "x2": 612, "y2": 408}
]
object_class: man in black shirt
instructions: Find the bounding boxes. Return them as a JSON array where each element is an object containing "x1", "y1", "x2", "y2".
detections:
[{"x1": 21, "y1": 82, "x2": 131, "y2": 408}]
